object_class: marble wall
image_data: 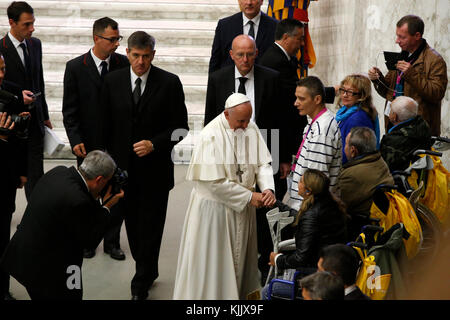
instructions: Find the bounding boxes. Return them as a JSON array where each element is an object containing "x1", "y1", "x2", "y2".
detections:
[{"x1": 306, "y1": 0, "x2": 450, "y2": 167}]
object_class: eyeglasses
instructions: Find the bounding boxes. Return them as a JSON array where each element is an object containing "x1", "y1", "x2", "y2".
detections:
[
  {"x1": 338, "y1": 88, "x2": 360, "y2": 97},
  {"x1": 234, "y1": 52, "x2": 256, "y2": 59},
  {"x1": 96, "y1": 34, "x2": 123, "y2": 43}
]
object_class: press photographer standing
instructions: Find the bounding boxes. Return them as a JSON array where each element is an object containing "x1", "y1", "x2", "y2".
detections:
[
  {"x1": 0, "y1": 150, "x2": 124, "y2": 300},
  {"x1": 0, "y1": 53, "x2": 31, "y2": 301}
]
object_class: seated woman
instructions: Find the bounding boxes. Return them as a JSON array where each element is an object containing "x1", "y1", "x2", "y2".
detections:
[
  {"x1": 336, "y1": 73, "x2": 380, "y2": 164},
  {"x1": 261, "y1": 169, "x2": 348, "y2": 299}
]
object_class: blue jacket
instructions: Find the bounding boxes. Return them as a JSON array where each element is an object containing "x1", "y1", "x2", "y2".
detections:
[{"x1": 339, "y1": 109, "x2": 375, "y2": 164}]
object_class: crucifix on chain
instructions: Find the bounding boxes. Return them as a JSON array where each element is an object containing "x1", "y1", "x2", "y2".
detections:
[{"x1": 236, "y1": 164, "x2": 244, "y2": 183}]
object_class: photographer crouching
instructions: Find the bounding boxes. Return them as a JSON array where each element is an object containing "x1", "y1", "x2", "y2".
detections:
[
  {"x1": 0, "y1": 53, "x2": 32, "y2": 301},
  {"x1": 0, "y1": 150, "x2": 125, "y2": 300}
]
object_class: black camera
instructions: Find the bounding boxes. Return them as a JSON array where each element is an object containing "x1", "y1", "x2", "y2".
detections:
[
  {"x1": 102, "y1": 167, "x2": 128, "y2": 199},
  {"x1": 0, "y1": 89, "x2": 31, "y2": 139}
]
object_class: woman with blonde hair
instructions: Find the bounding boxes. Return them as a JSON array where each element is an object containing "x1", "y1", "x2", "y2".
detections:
[
  {"x1": 336, "y1": 73, "x2": 380, "y2": 163},
  {"x1": 262, "y1": 169, "x2": 347, "y2": 299}
]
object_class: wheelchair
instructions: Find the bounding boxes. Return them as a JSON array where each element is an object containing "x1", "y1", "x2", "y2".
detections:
[{"x1": 391, "y1": 148, "x2": 445, "y2": 262}]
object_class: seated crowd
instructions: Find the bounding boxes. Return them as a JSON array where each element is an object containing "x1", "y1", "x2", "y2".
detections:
[{"x1": 261, "y1": 76, "x2": 438, "y2": 300}]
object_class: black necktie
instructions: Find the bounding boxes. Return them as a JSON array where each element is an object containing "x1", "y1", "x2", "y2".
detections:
[
  {"x1": 133, "y1": 78, "x2": 142, "y2": 105},
  {"x1": 100, "y1": 61, "x2": 108, "y2": 79},
  {"x1": 19, "y1": 43, "x2": 31, "y2": 76},
  {"x1": 248, "y1": 20, "x2": 255, "y2": 39},
  {"x1": 238, "y1": 77, "x2": 247, "y2": 94}
]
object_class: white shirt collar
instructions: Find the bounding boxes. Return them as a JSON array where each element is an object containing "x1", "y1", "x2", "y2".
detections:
[
  {"x1": 234, "y1": 65, "x2": 254, "y2": 80},
  {"x1": 90, "y1": 48, "x2": 111, "y2": 69},
  {"x1": 130, "y1": 65, "x2": 150, "y2": 86},
  {"x1": 344, "y1": 284, "x2": 358, "y2": 296},
  {"x1": 274, "y1": 42, "x2": 291, "y2": 61},
  {"x1": 76, "y1": 169, "x2": 90, "y2": 192},
  {"x1": 8, "y1": 32, "x2": 26, "y2": 49},
  {"x1": 242, "y1": 11, "x2": 261, "y2": 27}
]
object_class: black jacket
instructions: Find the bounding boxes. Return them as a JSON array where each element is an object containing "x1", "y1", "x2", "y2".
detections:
[
  {"x1": 276, "y1": 195, "x2": 347, "y2": 270},
  {"x1": 208, "y1": 12, "x2": 277, "y2": 73},
  {"x1": 345, "y1": 286, "x2": 371, "y2": 300},
  {"x1": 101, "y1": 65, "x2": 189, "y2": 190},
  {"x1": 0, "y1": 166, "x2": 121, "y2": 299},
  {"x1": 0, "y1": 35, "x2": 49, "y2": 136},
  {"x1": 204, "y1": 64, "x2": 279, "y2": 130},
  {"x1": 380, "y1": 115, "x2": 432, "y2": 171},
  {"x1": 63, "y1": 51, "x2": 129, "y2": 153}
]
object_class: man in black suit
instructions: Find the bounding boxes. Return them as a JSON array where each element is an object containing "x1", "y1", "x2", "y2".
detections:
[
  {"x1": 0, "y1": 150, "x2": 124, "y2": 300},
  {"x1": 0, "y1": 1, "x2": 52, "y2": 200},
  {"x1": 0, "y1": 53, "x2": 32, "y2": 301},
  {"x1": 62, "y1": 17, "x2": 129, "y2": 261},
  {"x1": 259, "y1": 18, "x2": 307, "y2": 200},
  {"x1": 204, "y1": 34, "x2": 279, "y2": 284},
  {"x1": 209, "y1": 0, "x2": 277, "y2": 73},
  {"x1": 101, "y1": 31, "x2": 188, "y2": 300},
  {"x1": 260, "y1": 19, "x2": 338, "y2": 200},
  {"x1": 318, "y1": 244, "x2": 371, "y2": 300},
  {"x1": 204, "y1": 34, "x2": 278, "y2": 130}
]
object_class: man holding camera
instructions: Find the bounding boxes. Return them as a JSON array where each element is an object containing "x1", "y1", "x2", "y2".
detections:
[
  {"x1": 0, "y1": 52, "x2": 33, "y2": 300},
  {"x1": 368, "y1": 15, "x2": 447, "y2": 136},
  {"x1": 0, "y1": 1, "x2": 52, "y2": 200},
  {"x1": 0, "y1": 150, "x2": 124, "y2": 300}
]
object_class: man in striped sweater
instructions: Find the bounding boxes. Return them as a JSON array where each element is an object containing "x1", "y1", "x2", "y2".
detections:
[{"x1": 287, "y1": 76, "x2": 342, "y2": 211}]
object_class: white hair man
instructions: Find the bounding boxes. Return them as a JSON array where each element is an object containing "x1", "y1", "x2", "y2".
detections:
[
  {"x1": 380, "y1": 96, "x2": 432, "y2": 171},
  {"x1": 0, "y1": 150, "x2": 124, "y2": 300}
]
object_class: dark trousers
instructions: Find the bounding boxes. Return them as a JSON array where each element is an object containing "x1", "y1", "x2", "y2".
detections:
[
  {"x1": 0, "y1": 210, "x2": 13, "y2": 299},
  {"x1": 0, "y1": 187, "x2": 17, "y2": 299},
  {"x1": 26, "y1": 286, "x2": 82, "y2": 300},
  {"x1": 123, "y1": 181, "x2": 169, "y2": 296},
  {"x1": 24, "y1": 121, "x2": 44, "y2": 201}
]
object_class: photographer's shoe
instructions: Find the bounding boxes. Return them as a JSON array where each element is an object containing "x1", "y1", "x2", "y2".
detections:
[
  {"x1": 104, "y1": 247, "x2": 126, "y2": 261},
  {"x1": 83, "y1": 249, "x2": 96, "y2": 259}
]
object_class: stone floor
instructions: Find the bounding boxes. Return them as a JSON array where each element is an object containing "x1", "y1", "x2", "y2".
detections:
[{"x1": 8, "y1": 159, "x2": 193, "y2": 300}]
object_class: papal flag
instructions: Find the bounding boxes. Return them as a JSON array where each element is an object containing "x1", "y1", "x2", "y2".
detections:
[{"x1": 267, "y1": 0, "x2": 317, "y2": 78}]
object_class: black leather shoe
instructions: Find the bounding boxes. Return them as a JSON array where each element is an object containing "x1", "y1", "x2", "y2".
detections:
[
  {"x1": 83, "y1": 249, "x2": 96, "y2": 259},
  {"x1": 104, "y1": 247, "x2": 126, "y2": 261},
  {"x1": 110, "y1": 248, "x2": 126, "y2": 261},
  {"x1": 131, "y1": 293, "x2": 148, "y2": 300},
  {"x1": 4, "y1": 292, "x2": 16, "y2": 300}
]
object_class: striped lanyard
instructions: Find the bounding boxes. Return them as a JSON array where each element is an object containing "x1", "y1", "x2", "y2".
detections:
[{"x1": 291, "y1": 107, "x2": 327, "y2": 171}]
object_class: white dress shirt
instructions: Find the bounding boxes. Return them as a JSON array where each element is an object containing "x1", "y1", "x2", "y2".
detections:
[
  {"x1": 234, "y1": 66, "x2": 255, "y2": 123},
  {"x1": 90, "y1": 48, "x2": 111, "y2": 75},
  {"x1": 242, "y1": 12, "x2": 261, "y2": 40},
  {"x1": 8, "y1": 32, "x2": 27, "y2": 67},
  {"x1": 130, "y1": 66, "x2": 150, "y2": 95}
]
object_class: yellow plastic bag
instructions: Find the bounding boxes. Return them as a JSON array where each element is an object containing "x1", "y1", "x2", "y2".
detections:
[
  {"x1": 354, "y1": 234, "x2": 391, "y2": 300},
  {"x1": 408, "y1": 155, "x2": 450, "y2": 226},
  {"x1": 370, "y1": 190, "x2": 423, "y2": 259}
]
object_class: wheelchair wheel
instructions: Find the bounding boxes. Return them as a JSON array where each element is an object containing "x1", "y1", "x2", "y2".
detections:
[{"x1": 415, "y1": 203, "x2": 441, "y2": 262}]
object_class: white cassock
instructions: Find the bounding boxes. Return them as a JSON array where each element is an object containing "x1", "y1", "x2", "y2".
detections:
[{"x1": 173, "y1": 112, "x2": 274, "y2": 300}]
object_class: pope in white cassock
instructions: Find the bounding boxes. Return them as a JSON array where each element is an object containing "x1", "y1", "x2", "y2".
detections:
[{"x1": 173, "y1": 93, "x2": 276, "y2": 300}]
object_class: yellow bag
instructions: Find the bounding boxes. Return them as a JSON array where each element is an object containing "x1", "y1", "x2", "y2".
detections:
[
  {"x1": 407, "y1": 154, "x2": 450, "y2": 226},
  {"x1": 370, "y1": 190, "x2": 423, "y2": 259},
  {"x1": 354, "y1": 234, "x2": 391, "y2": 300}
]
